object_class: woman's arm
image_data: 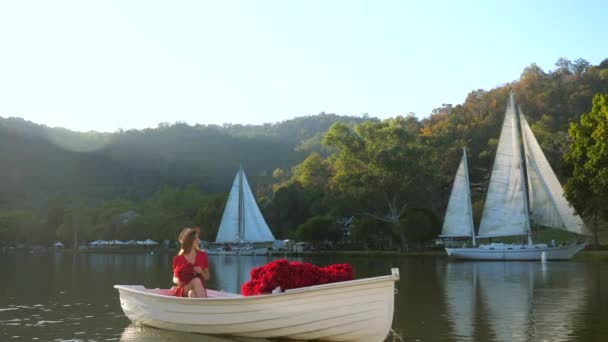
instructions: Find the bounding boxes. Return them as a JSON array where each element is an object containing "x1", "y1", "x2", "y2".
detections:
[
  {"x1": 192, "y1": 266, "x2": 210, "y2": 281},
  {"x1": 201, "y1": 268, "x2": 210, "y2": 281},
  {"x1": 191, "y1": 251, "x2": 211, "y2": 281},
  {"x1": 200, "y1": 251, "x2": 210, "y2": 281}
]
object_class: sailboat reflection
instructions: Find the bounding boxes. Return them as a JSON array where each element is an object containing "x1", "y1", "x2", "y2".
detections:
[
  {"x1": 120, "y1": 323, "x2": 271, "y2": 342},
  {"x1": 444, "y1": 262, "x2": 588, "y2": 342},
  {"x1": 444, "y1": 262, "x2": 476, "y2": 340}
]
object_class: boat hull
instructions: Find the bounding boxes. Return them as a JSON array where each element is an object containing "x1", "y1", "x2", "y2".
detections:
[
  {"x1": 207, "y1": 247, "x2": 268, "y2": 256},
  {"x1": 115, "y1": 269, "x2": 399, "y2": 342},
  {"x1": 446, "y1": 243, "x2": 585, "y2": 260}
]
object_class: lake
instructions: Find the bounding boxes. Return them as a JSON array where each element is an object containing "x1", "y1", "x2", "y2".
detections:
[{"x1": 0, "y1": 251, "x2": 606, "y2": 341}]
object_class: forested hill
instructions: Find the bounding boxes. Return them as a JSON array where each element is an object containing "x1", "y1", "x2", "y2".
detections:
[
  {"x1": 0, "y1": 114, "x2": 369, "y2": 208},
  {"x1": 2, "y1": 57, "x2": 608, "y2": 246}
]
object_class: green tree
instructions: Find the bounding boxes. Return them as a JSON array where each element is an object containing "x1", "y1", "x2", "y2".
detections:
[
  {"x1": 56, "y1": 207, "x2": 95, "y2": 246},
  {"x1": 132, "y1": 185, "x2": 208, "y2": 241},
  {"x1": 572, "y1": 58, "x2": 591, "y2": 75},
  {"x1": 323, "y1": 117, "x2": 435, "y2": 249},
  {"x1": 350, "y1": 217, "x2": 391, "y2": 250},
  {"x1": 45, "y1": 206, "x2": 66, "y2": 243},
  {"x1": 92, "y1": 200, "x2": 138, "y2": 240},
  {"x1": 295, "y1": 215, "x2": 340, "y2": 247},
  {"x1": 396, "y1": 208, "x2": 441, "y2": 250},
  {"x1": 195, "y1": 193, "x2": 228, "y2": 241},
  {"x1": 0, "y1": 210, "x2": 36, "y2": 243},
  {"x1": 564, "y1": 93, "x2": 608, "y2": 246},
  {"x1": 265, "y1": 182, "x2": 326, "y2": 238},
  {"x1": 291, "y1": 152, "x2": 330, "y2": 189}
]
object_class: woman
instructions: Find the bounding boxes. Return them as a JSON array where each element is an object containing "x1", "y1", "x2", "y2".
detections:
[{"x1": 170, "y1": 227, "x2": 210, "y2": 298}]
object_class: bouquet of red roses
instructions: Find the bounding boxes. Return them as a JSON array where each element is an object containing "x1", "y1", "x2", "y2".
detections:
[{"x1": 242, "y1": 259, "x2": 354, "y2": 296}]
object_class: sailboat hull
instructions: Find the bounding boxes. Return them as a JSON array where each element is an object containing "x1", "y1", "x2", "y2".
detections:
[
  {"x1": 207, "y1": 247, "x2": 268, "y2": 256},
  {"x1": 445, "y1": 243, "x2": 585, "y2": 261}
]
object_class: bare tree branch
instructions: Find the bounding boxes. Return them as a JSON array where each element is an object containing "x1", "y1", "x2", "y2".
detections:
[
  {"x1": 360, "y1": 212, "x2": 398, "y2": 223},
  {"x1": 398, "y1": 203, "x2": 409, "y2": 217}
]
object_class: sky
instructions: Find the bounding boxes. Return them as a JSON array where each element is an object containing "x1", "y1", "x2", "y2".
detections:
[{"x1": 0, "y1": 0, "x2": 606, "y2": 132}]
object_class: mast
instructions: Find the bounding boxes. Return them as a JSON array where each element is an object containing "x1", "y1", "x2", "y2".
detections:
[
  {"x1": 511, "y1": 91, "x2": 533, "y2": 245},
  {"x1": 463, "y1": 147, "x2": 476, "y2": 246},
  {"x1": 238, "y1": 166, "x2": 245, "y2": 242}
]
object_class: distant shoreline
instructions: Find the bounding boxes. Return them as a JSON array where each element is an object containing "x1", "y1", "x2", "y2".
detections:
[{"x1": 5, "y1": 246, "x2": 606, "y2": 260}]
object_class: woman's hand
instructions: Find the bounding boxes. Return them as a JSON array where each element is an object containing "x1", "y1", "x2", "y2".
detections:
[
  {"x1": 193, "y1": 266, "x2": 203, "y2": 275},
  {"x1": 172, "y1": 276, "x2": 183, "y2": 286},
  {"x1": 201, "y1": 268, "x2": 210, "y2": 281},
  {"x1": 192, "y1": 266, "x2": 210, "y2": 281}
]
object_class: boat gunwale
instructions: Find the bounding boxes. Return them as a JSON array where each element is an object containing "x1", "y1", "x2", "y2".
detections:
[{"x1": 115, "y1": 272, "x2": 399, "y2": 303}]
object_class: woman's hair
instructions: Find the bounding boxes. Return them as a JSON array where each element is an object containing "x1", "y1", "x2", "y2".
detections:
[{"x1": 178, "y1": 227, "x2": 201, "y2": 255}]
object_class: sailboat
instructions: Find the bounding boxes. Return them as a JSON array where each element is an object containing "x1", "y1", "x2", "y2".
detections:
[
  {"x1": 212, "y1": 167, "x2": 275, "y2": 255},
  {"x1": 441, "y1": 92, "x2": 589, "y2": 260}
]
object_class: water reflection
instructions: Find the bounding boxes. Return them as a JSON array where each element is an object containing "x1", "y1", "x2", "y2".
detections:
[
  {"x1": 444, "y1": 262, "x2": 476, "y2": 340},
  {"x1": 1, "y1": 252, "x2": 606, "y2": 341},
  {"x1": 120, "y1": 324, "x2": 271, "y2": 342},
  {"x1": 443, "y1": 262, "x2": 589, "y2": 342}
]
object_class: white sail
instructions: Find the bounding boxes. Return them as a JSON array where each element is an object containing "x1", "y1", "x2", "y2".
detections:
[
  {"x1": 240, "y1": 170, "x2": 276, "y2": 242},
  {"x1": 441, "y1": 149, "x2": 475, "y2": 238},
  {"x1": 216, "y1": 170, "x2": 242, "y2": 243},
  {"x1": 216, "y1": 167, "x2": 275, "y2": 243},
  {"x1": 478, "y1": 96, "x2": 530, "y2": 238},
  {"x1": 519, "y1": 110, "x2": 589, "y2": 235}
]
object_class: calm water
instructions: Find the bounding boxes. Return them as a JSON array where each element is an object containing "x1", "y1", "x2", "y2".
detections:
[{"x1": 0, "y1": 251, "x2": 607, "y2": 342}]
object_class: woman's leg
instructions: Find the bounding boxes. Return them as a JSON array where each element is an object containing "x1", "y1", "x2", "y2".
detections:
[
  {"x1": 187, "y1": 277, "x2": 207, "y2": 298},
  {"x1": 182, "y1": 281, "x2": 195, "y2": 297}
]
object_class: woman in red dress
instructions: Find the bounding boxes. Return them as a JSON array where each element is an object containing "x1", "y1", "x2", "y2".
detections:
[{"x1": 170, "y1": 227, "x2": 210, "y2": 298}]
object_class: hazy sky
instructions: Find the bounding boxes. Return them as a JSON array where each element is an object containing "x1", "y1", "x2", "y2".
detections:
[{"x1": 0, "y1": 1, "x2": 606, "y2": 132}]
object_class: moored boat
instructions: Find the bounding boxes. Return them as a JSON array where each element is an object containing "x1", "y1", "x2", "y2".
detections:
[
  {"x1": 440, "y1": 92, "x2": 590, "y2": 260},
  {"x1": 445, "y1": 242, "x2": 585, "y2": 260},
  {"x1": 115, "y1": 268, "x2": 399, "y2": 342},
  {"x1": 215, "y1": 167, "x2": 276, "y2": 246},
  {"x1": 206, "y1": 246, "x2": 269, "y2": 256}
]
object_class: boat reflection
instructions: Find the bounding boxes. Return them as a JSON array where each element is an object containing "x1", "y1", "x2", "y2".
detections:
[
  {"x1": 444, "y1": 262, "x2": 588, "y2": 342},
  {"x1": 443, "y1": 262, "x2": 476, "y2": 341},
  {"x1": 120, "y1": 323, "x2": 272, "y2": 341}
]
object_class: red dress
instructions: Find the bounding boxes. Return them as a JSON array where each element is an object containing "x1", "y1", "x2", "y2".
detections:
[{"x1": 170, "y1": 250, "x2": 209, "y2": 297}]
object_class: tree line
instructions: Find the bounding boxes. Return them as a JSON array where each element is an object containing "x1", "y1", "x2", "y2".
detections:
[{"x1": 1, "y1": 57, "x2": 607, "y2": 248}]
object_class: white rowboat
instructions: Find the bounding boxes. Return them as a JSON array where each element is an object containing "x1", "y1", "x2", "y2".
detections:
[{"x1": 115, "y1": 268, "x2": 399, "y2": 342}]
